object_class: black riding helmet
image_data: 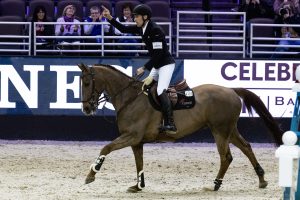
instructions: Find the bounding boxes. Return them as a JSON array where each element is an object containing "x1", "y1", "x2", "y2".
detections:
[{"x1": 132, "y1": 4, "x2": 152, "y2": 19}]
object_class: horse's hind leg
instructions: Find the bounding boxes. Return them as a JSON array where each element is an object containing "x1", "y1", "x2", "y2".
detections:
[
  {"x1": 230, "y1": 127, "x2": 268, "y2": 188},
  {"x1": 127, "y1": 143, "x2": 145, "y2": 193},
  {"x1": 85, "y1": 133, "x2": 141, "y2": 184},
  {"x1": 212, "y1": 131, "x2": 233, "y2": 191}
]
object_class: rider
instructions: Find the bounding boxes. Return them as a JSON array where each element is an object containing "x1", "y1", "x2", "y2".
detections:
[{"x1": 102, "y1": 4, "x2": 177, "y2": 134}]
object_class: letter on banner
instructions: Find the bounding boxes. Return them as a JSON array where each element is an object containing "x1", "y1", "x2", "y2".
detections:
[
  {"x1": 0, "y1": 65, "x2": 44, "y2": 108},
  {"x1": 50, "y1": 65, "x2": 81, "y2": 109}
]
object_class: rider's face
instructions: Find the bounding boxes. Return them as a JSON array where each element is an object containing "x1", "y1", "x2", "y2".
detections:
[{"x1": 134, "y1": 15, "x2": 147, "y2": 27}]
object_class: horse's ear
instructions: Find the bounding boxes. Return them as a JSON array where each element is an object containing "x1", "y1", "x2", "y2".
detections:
[{"x1": 78, "y1": 63, "x2": 88, "y2": 72}]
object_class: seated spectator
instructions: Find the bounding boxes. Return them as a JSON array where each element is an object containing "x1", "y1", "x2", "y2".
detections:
[
  {"x1": 238, "y1": 0, "x2": 274, "y2": 21},
  {"x1": 114, "y1": 3, "x2": 139, "y2": 56},
  {"x1": 271, "y1": 2, "x2": 300, "y2": 58},
  {"x1": 239, "y1": 0, "x2": 274, "y2": 55},
  {"x1": 274, "y1": 0, "x2": 300, "y2": 15},
  {"x1": 30, "y1": 5, "x2": 54, "y2": 54},
  {"x1": 84, "y1": 6, "x2": 110, "y2": 43},
  {"x1": 55, "y1": 4, "x2": 81, "y2": 48}
]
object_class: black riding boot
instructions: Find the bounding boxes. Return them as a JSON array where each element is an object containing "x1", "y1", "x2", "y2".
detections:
[{"x1": 158, "y1": 90, "x2": 177, "y2": 135}]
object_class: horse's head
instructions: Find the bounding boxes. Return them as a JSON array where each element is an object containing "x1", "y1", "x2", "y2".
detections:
[{"x1": 78, "y1": 63, "x2": 105, "y2": 116}]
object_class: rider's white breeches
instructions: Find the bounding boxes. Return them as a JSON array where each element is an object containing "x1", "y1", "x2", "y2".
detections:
[{"x1": 149, "y1": 63, "x2": 175, "y2": 95}]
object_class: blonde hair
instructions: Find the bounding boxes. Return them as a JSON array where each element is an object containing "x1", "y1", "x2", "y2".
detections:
[{"x1": 62, "y1": 5, "x2": 76, "y2": 16}]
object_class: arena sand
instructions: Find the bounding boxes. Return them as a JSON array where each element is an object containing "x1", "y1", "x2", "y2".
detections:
[{"x1": 0, "y1": 140, "x2": 282, "y2": 200}]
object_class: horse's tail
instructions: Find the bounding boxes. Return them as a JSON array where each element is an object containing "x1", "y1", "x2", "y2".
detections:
[{"x1": 233, "y1": 88, "x2": 283, "y2": 146}]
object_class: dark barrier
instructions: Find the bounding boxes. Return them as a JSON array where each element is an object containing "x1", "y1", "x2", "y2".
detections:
[{"x1": 0, "y1": 115, "x2": 290, "y2": 143}]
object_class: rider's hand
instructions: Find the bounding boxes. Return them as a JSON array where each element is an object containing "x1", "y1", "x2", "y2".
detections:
[
  {"x1": 142, "y1": 76, "x2": 153, "y2": 94},
  {"x1": 136, "y1": 66, "x2": 145, "y2": 76},
  {"x1": 101, "y1": 6, "x2": 113, "y2": 20}
]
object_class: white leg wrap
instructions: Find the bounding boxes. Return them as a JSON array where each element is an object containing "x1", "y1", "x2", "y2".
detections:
[
  {"x1": 90, "y1": 155, "x2": 106, "y2": 173},
  {"x1": 90, "y1": 163, "x2": 100, "y2": 173}
]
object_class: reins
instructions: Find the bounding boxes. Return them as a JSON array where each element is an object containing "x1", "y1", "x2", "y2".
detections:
[{"x1": 81, "y1": 67, "x2": 144, "y2": 122}]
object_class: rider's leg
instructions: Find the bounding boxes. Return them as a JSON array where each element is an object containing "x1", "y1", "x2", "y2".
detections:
[
  {"x1": 158, "y1": 90, "x2": 177, "y2": 134},
  {"x1": 157, "y1": 63, "x2": 177, "y2": 134}
]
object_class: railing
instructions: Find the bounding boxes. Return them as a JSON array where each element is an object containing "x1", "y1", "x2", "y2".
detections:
[
  {"x1": 1, "y1": 18, "x2": 300, "y2": 59},
  {"x1": 33, "y1": 21, "x2": 172, "y2": 56},
  {"x1": 250, "y1": 23, "x2": 300, "y2": 58},
  {"x1": 0, "y1": 21, "x2": 31, "y2": 55},
  {"x1": 176, "y1": 11, "x2": 246, "y2": 58}
]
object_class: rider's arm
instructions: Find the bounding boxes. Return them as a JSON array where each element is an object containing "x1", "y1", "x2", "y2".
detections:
[{"x1": 108, "y1": 18, "x2": 140, "y2": 35}]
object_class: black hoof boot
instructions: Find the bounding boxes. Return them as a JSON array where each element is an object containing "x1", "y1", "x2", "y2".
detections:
[{"x1": 214, "y1": 179, "x2": 223, "y2": 191}]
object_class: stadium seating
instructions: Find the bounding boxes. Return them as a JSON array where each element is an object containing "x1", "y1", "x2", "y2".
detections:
[
  {"x1": 0, "y1": 0, "x2": 26, "y2": 20},
  {"x1": 114, "y1": 0, "x2": 141, "y2": 18},
  {"x1": 145, "y1": 1, "x2": 171, "y2": 19},
  {"x1": 0, "y1": 15, "x2": 26, "y2": 53}
]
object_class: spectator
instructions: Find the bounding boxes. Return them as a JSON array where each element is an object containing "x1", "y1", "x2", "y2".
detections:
[
  {"x1": 238, "y1": 0, "x2": 274, "y2": 56},
  {"x1": 271, "y1": 2, "x2": 300, "y2": 58},
  {"x1": 114, "y1": 3, "x2": 139, "y2": 56},
  {"x1": 238, "y1": 0, "x2": 274, "y2": 21},
  {"x1": 55, "y1": 4, "x2": 81, "y2": 48},
  {"x1": 274, "y1": 0, "x2": 300, "y2": 15},
  {"x1": 84, "y1": 6, "x2": 110, "y2": 43},
  {"x1": 30, "y1": 5, "x2": 54, "y2": 54}
]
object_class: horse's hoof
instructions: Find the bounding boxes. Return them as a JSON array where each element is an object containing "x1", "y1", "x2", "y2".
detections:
[
  {"x1": 85, "y1": 176, "x2": 95, "y2": 184},
  {"x1": 127, "y1": 185, "x2": 142, "y2": 193},
  {"x1": 259, "y1": 181, "x2": 268, "y2": 188}
]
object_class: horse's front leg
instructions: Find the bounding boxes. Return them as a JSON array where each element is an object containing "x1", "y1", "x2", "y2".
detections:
[
  {"x1": 85, "y1": 133, "x2": 140, "y2": 184},
  {"x1": 127, "y1": 143, "x2": 145, "y2": 193}
]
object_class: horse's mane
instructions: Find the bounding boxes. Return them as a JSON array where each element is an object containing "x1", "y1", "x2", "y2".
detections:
[{"x1": 94, "y1": 64, "x2": 138, "y2": 82}]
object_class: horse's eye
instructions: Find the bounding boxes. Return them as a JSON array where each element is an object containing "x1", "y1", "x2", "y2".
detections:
[
  {"x1": 83, "y1": 80, "x2": 90, "y2": 86},
  {"x1": 81, "y1": 76, "x2": 90, "y2": 86}
]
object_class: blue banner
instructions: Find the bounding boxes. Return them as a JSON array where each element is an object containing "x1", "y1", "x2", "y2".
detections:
[{"x1": 0, "y1": 57, "x2": 184, "y2": 116}]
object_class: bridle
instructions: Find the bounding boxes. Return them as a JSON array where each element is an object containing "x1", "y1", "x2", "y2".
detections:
[
  {"x1": 80, "y1": 67, "x2": 144, "y2": 113},
  {"x1": 80, "y1": 67, "x2": 109, "y2": 110}
]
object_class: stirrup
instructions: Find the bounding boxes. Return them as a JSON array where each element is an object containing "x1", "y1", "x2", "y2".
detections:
[{"x1": 159, "y1": 125, "x2": 177, "y2": 135}]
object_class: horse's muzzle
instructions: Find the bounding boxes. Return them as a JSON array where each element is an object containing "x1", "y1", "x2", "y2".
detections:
[{"x1": 82, "y1": 103, "x2": 97, "y2": 116}]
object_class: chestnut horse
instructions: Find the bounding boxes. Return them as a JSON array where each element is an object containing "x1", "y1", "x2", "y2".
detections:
[{"x1": 78, "y1": 63, "x2": 282, "y2": 193}]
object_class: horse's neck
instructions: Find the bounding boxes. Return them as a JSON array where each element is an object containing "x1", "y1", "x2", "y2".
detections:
[{"x1": 98, "y1": 67, "x2": 140, "y2": 111}]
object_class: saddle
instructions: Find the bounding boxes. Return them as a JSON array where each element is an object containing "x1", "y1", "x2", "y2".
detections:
[{"x1": 144, "y1": 79, "x2": 195, "y2": 111}]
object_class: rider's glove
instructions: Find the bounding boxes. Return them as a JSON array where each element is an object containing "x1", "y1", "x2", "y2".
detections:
[{"x1": 142, "y1": 76, "x2": 153, "y2": 94}]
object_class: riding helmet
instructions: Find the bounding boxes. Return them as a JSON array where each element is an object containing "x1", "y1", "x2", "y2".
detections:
[{"x1": 133, "y1": 4, "x2": 152, "y2": 18}]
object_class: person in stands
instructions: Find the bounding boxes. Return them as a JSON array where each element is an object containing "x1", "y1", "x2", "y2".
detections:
[
  {"x1": 30, "y1": 5, "x2": 54, "y2": 54},
  {"x1": 55, "y1": 4, "x2": 81, "y2": 50},
  {"x1": 114, "y1": 3, "x2": 139, "y2": 56},
  {"x1": 84, "y1": 6, "x2": 110, "y2": 43}
]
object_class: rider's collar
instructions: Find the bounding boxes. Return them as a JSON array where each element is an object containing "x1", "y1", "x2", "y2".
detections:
[{"x1": 142, "y1": 20, "x2": 149, "y2": 35}]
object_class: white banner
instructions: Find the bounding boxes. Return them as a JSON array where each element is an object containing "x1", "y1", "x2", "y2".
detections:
[{"x1": 184, "y1": 60, "x2": 300, "y2": 117}]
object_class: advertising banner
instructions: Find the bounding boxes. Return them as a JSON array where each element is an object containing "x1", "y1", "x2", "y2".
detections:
[{"x1": 184, "y1": 60, "x2": 299, "y2": 117}]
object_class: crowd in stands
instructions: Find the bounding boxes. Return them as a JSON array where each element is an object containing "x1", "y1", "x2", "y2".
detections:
[{"x1": 0, "y1": 0, "x2": 299, "y2": 58}]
